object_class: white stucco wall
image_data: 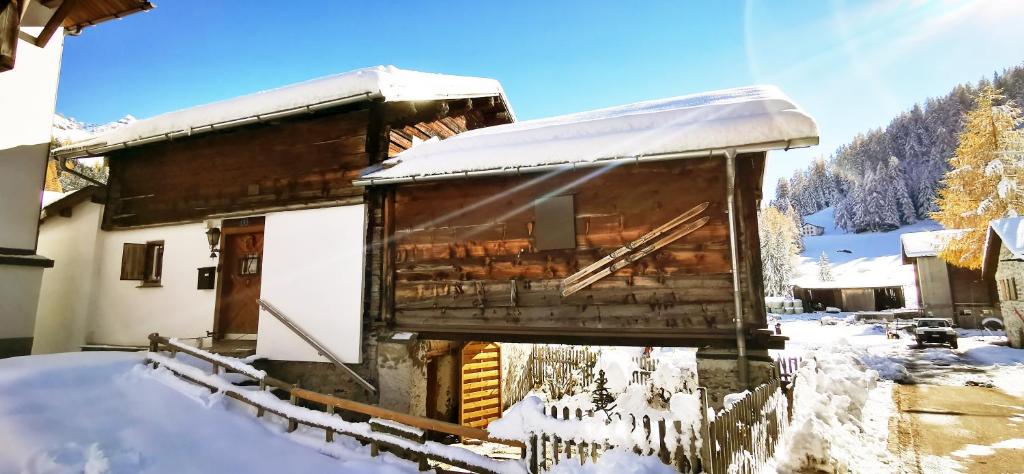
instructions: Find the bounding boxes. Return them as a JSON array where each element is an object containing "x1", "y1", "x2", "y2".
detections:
[
  {"x1": 257, "y1": 205, "x2": 366, "y2": 363},
  {"x1": 0, "y1": 4, "x2": 64, "y2": 251},
  {"x1": 32, "y1": 203, "x2": 104, "y2": 354},
  {"x1": 86, "y1": 223, "x2": 219, "y2": 346},
  {"x1": 0, "y1": 3, "x2": 65, "y2": 352},
  {"x1": 0, "y1": 265, "x2": 45, "y2": 338}
]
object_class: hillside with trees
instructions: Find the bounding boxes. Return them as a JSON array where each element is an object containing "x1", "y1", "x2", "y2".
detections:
[{"x1": 772, "y1": 63, "x2": 1024, "y2": 233}]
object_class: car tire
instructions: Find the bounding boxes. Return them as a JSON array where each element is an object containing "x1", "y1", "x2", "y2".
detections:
[{"x1": 950, "y1": 338, "x2": 958, "y2": 349}]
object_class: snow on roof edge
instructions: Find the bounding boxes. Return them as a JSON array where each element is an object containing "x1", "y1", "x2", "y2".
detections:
[
  {"x1": 899, "y1": 229, "x2": 965, "y2": 260},
  {"x1": 53, "y1": 66, "x2": 511, "y2": 159},
  {"x1": 983, "y1": 217, "x2": 1024, "y2": 275},
  {"x1": 357, "y1": 84, "x2": 819, "y2": 185}
]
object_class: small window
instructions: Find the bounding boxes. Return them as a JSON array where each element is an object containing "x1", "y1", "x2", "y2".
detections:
[
  {"x1": 1002, "y1": 278, "x2": 1019, "y2": 300},
  {"x1": 239, "y1": 254, "x2": 260, "y2": 276},
  {"x1": 121, "y1": 241, "x2": 164, "y2": 286},
  {"x1": 534, "y1": 195, "x2": 576, "y2": 251}
]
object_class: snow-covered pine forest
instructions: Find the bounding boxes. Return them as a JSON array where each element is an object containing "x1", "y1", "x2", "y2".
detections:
[{"x1": 773, "y1": 63, "x2": 1024, "y2": 233}]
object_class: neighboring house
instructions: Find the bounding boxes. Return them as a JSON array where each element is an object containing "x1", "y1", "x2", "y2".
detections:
[
  {"x1": 356, "y1": 85, "x2": 819, "y2": 407},
  {"x1": 0, "y1": 0, "x2": 151, "y2": 358},
  {"x1": 38, "y1": 66, "x2": 514, "y2": 417},
  {"x1": 793, "y1": 283, "x2": 906, "y2": 313},
  {"x1": 983, "y1": 217, "x2": 1024, "y2": 348},
  {"x1": 800, "y1": 222, "x2": 824, "y2": 236},
  {"x1": 901, "y1": 229, "x2": 999, "y2": 328}
]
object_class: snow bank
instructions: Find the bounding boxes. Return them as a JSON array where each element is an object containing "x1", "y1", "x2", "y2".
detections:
[
  {"x1": 547, "y1": 448, "x2": 677, "y2": 474},
  {"x1": 361, "y1": 85, "x2": 817, "y2": 183},
  {"x1": 0, "y1": 352, "x2": 419, "y2": 473},
  {"x1": 770, "y1": 345, "x2": 895, "y2": 472}
]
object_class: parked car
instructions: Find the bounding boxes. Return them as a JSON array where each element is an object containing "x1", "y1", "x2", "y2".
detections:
[{"x1": 914, "y1": 318, "x2": 958, "y2": 349}]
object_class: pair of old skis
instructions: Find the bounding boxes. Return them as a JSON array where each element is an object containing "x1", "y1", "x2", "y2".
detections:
[{"x1": 560, "y1": 201, "x2": 710, "y2": 297}]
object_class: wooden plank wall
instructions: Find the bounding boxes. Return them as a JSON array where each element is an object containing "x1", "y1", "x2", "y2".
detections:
[
  {"x1": 104, "y1": 107, "x2": 371, "y2": 228},
  {"x1": 459, "y1": 342, "x2": 502, "y2": 429},
  {"x1": 387, "y1": 154, "x2": 768, "y2": 345}
]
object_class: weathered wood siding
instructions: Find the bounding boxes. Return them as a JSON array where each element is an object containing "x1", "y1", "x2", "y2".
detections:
[
  {"x1": 104, "y1": 107, "x2": 372, "y2": 229},
  {"x1": 386, "y1": 153, "x2": 768, "y2": 346}
]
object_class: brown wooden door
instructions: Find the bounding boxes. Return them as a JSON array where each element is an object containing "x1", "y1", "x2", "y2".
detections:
[
  {"x1": 460, "y1": 342, "x2": 502, "y2": 429},
  {"x1": 217, "y1": 225, "x2": 264, "y2": 335}
]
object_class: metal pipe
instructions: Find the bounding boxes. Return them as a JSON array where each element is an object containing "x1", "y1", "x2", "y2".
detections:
[
  {"x1": 353, "y1": 136, "x2": 819, "y2": 186},
  {"x1": 724, "y1": 149, "x2": 750, "y2": 388},
  {"x1": 258, "y1": 298, "x2": 377, "y2": 394},
  {"x1": 57, "y1": 155, "x2": 105, "y2": 187}
]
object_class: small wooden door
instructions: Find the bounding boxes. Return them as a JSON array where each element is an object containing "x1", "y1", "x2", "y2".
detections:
[
  {"x1": 459, "y1": 342, "x2": 502, "y2": 429},
  {"x1": 216, "y1": 222, "x2": 264, "y2": 335}
]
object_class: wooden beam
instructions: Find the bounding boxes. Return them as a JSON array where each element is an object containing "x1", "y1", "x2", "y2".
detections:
[
  {"x1": 0, "y1": 0, "x2": 19, "y2": 71},
  {"x1": 35, "y1": 0, "x2": 76, "y2": 47}
]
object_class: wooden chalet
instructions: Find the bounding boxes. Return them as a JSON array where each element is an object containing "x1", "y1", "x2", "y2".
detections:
[
  {"x1": 357, "y1": 86, "x2": 819, "y2": 355},
  {"x1": 901, "y1": 229, "x2": 999, "y2": 328},
  {"x1": 42, "y1": 67, "x2": 513, "y2": 408}
]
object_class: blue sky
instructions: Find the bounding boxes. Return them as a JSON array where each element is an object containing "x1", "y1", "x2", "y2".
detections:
[{"x1": 56, "y1": 0, "x2": 1024, "y2": 194}]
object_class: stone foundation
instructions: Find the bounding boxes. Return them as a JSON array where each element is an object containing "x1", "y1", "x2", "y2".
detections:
[{"x1": 695, "y1": 347, "x2": 777, "y2": 409}]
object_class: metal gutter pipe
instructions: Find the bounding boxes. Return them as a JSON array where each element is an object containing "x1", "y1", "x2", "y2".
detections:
[
  {"x1": 724, "y1": 149, "x2": 750, "y2": 388},
  {"x1": 58, "y1": 155, "x2": 105, "y2": 187}
]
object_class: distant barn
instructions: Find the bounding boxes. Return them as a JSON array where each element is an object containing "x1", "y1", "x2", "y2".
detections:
[{"x1": 901, "y1": 229, "x2": 998, "y2": 328}]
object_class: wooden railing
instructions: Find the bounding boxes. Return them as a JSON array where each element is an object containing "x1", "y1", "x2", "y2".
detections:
[{"x1": 146, "y1": 334, "x2": 524, "y2": 474}]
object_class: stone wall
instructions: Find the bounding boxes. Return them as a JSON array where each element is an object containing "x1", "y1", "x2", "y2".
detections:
[
  {"x1": 995, "y1": 245, "x2": 1024, "y2": 348},
  {"x1": 695, "y1": 348, "x2": 777, "y2": 409}
]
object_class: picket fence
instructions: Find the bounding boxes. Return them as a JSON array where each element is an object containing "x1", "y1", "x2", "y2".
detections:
[
  {"x1": 525, "y1": 378, "x2": 790, "y2": 474},
  {"x1": 504, "y1": 345, "x2": 661, "y2": 409}
]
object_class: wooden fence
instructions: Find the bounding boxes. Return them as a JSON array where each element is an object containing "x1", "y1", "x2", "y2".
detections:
[
  {"x1": 504, "y1": 345, "x2": 663, "y2": 409},
  {"x1": 525, "y1": 378, "x2": 790, "y2": 474},
  {"x1": 146, "y1": 334, "x2": 525, "y2": 474}
]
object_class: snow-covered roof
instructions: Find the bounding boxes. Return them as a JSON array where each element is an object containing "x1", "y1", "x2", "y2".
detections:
[
  {"x1": 899, "y1": 229, "x2": 965, "y2": 262},
  {"x1": 983, "y1": 217, "x2": 1024, "y2": 276},
  {"x1": 53, "y1": 66, "x2": 511, "y2": 159},
  {"x1": 356, "y1": 85, "x2": 818, "y2": 185}
]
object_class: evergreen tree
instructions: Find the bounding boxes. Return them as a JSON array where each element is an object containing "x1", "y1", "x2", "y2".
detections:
[
  {"x1": 885, "y1": 157, "x2": 917, "y2": 225},
  {"x1": 786, "y1": 205, "x2": 805, "y2": 252},
  {"x1": 933, "y1": 85, "x2": 1024, "y2": 269},
  {"x1": 759, "y1": 207, "x2": 799, "y2": 297},
  {"x1": 773, "y1": 178, "x2": 791, "y2": 211},
  {"x1": 817, "y1": 252, "x2": 834, "y2": 281}
]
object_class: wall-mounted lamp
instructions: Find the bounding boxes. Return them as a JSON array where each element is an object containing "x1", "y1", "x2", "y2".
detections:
[{"x1": 205, "y1": 227, "x2": 222, "y2": 258}]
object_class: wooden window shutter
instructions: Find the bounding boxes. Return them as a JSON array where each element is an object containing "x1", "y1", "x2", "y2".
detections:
[
  {"x1": 120, "y1": 243, "x2": 147, "y2": 280},
  {"x1": 534, "y1": 195, "x2": 576, "y2": 251}
]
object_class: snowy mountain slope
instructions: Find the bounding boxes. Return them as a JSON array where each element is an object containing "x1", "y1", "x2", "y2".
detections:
[{"x1": 792, "y1": 207, "x2": 942, "y2": 291}]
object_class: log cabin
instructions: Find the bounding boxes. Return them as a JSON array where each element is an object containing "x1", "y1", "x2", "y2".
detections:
[
  {"x1": 358, "y1": 85, "x2": 819, "y2": 404},
  {"x1": 38, "y1": 66, "x2": 513, "y2": 413}
]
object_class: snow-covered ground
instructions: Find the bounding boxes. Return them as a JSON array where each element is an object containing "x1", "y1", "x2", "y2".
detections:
[
  {"x1": 792, "y1": 207, "x2": 941, "y2": 291},
  {"x1": 0, "y1": 352, "x2": 419, "y2": 473},
  {"x1": 770, "y1": 311, "x2": 1024, "y2": 472}
]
